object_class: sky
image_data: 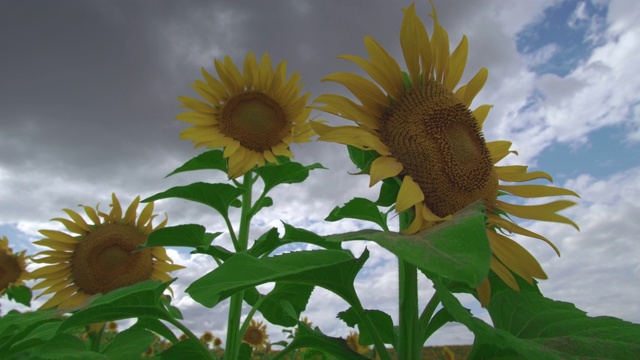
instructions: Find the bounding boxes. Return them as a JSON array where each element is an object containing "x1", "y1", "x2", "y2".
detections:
[{"x1": 1, "y1": 0, "x2": 639, "y2": 348}]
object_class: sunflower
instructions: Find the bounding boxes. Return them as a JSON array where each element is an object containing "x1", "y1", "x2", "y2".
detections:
[
  {"x1": 200, "y1": 331, "x2": 214, "y2": 344},
  {"x1": 0, "y1": 236, "x2": 29, "y2": 296},
  {"x1": 107, "y1": 321, "x2": 118, "y2": 332},
  {"x1": 177, "y1": 52, "x2": 314, "y2": 179},
  {"x1": 346, "y1": 331, "x2": 370, "y2": 355},
  {"x1": 31, "y1": 193, "x2": 184, "y2": 310},
  {"x1": 311, "y1": 3, "x2": 578, "y2": 304},
  {"x1": 242, "y1": 318, "x2": 269, "y2": 350}
]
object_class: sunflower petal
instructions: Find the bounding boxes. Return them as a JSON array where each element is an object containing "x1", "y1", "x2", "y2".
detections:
[
  {"x1": 175, "y1": 111, "x2": 218, "y2": 125},
  {"x1": 487, "y1": 215, "x2": 560, "y2": 256},
  {"x1": 137, "y1": 202, "x2": 154, "y2": 228},
  {"x1": 316, "y1": 126, "x2": 391, "y2": 156},
  {"x1": 488, "y1": 230, "x2": 547, "y2": 283},
  {"x1": 313, "y1": 94, "x2": 380, "y2": 130},
  {"x1": 490, "y1": 256, "x2": 519, "y2": 291},
  {"x1": 124, "y1": 196, "x2": 140, "y2": 226},
  {"x1": 495, "y1": 166, "x2": 553, "y2": 183},
  {"x1": 109, "y1": 193, "x2": 122, "y2": 222},
  {"x1": 364, "y1": 36, "x2": 404, "y2": 95},
  {"x1": 487, "y1": 141, "x2": 515, "y2": 165},
  {"x1": 201, "y1": 67, "x2": 229, "y2": 100},
  {"x1": 499, "y1": 185, "x2": 579, "y2": 199},
  {"x1": 402, "y1": 204, "x2": 424, "y2": 235},
  {"x1": 473, "y1": 104, "x2": 492, "y2": 128},
  {"x1": 400, "y1": 4, "x2": 422, "y2": 87},
  {"x1": 462, "y1": 67, "x2": 488, "y2": 107},
  {"x1": 339, "y1": 55, "x2": 401, "y2": 99},
  {"x1": 38, "y1": 230, "x2": 80, "y2": 244},
  {"x1": 29, "y1": 263, "x2": 71, "y2": 278},
  {"x1": 445, "y1": 35, "x2": 468, "y2": 91},
  {"x1": 243, "y1": 52, "x2": 258, "y2": 89},
  {"x1": 178, "y1": 96, "x2": 216, "y2": 114},
  {"x1": 369, "y1": 156, "x2": 403, "y2": 186},
  {"x1": 396, "y1": 176, "x2": 425, "y2": 213},
  {"x1": 323, "y1": 72, "x2": 388, "y2": 114},
  {"x1": 497, "y1": 200, "x2": 579, "y2": 230},
  {"x1": 50, "y1": 218, "x2": 87, "y2": 235},
  {"x1": 39, "y1": 286, "x2": 77, "y2": 310},
  {"x1": 34, "y1": 239, "x2": 77, "y2": 251},
  {"x1": 476, "y1": 277, "x2": 491, "y2": 307},
  {"x1": 62, "y1": 209, "x2": 91, "y2": 232}
]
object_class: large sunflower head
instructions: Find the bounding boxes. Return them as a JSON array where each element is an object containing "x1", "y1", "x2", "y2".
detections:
[
  {"x1": 311, "y1": 2, "x2": 579, "y2": 304},
  {"x1": 242, "y1": 318, "x2": 269, "y2": 350},
  {"x1": 0, "y1": 236, "x2": 29, "y2": 296},
  {"x1": 31, "y1": 193, "x2": 184, "y2": 310},
  {"x1": 177, "y1": 52, "x2": 314, "y2": 178}
]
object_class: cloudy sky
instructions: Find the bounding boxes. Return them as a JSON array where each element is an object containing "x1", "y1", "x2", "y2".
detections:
[{"x1": 2, "y1": 0, "x2": 639, "y2": 347}]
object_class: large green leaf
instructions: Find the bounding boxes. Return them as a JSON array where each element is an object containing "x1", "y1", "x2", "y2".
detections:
[
  {"x1": 338, "y1": 307, "x2": 397, "y2": 347},
  {"x1": 325, "y1": 197, "x2": 388, "y2": 231},
  {"x1": 58, "y1": 281, "x2": 173, "y2": 332},
  {"x1": 326, "y1": 201, "x2": 491, "y2": 287},
  {"x1": 133, "y1": 318, "x2": 179, "y2": 344},
  {"x1": 159, "y1": 338, "x2": 212, "y2": 360},
  {"x1": 0, "y1": 310, "x2": 58, "y2": 353},
  {"x1": 11, "y1": 333, "x2": 107, "y2": 360},
  {"x1": 434, "y1": 278, "x2": 640, "y2": 359},
  {"x1": 279, "y1": 223, "x2": 342, "y2": 250},
  {"x1": 186, "y1": 249, "x2": 367, "y2": 308},
  {"x1": 347, "y1": 145, "x2": 378, "y2": 172},
  {"x1": 244, "y1": 283, "x2": 315, "y2": 327},
  {"x1": 102, "y1": 327, "x2": 156, "y2": 359},
  {"x1": 165, "y1": 150, "x2": 227, "y2": 177},
  {"x1": 4, "y1": 285, "x2": 32, "y2": 307},
  {"x1": 272, "y1": 321, "x2": 368, "y2": 360},
  {"x1": 7, "y1": 321, "x2": 62, "y2": 355},
  {"x1": 142, "y1": 182, "x2": 244, "y2": 218},
  {"x1": 254, "y1": 161, "x2": 325, "y2": 193},
  {"x1": 142, "y1": 224, "x2": 221, "y2": 252}
]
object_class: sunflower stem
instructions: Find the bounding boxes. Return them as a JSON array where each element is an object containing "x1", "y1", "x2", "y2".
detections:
[
  {"x1": 398, "y1": 211, "x2": 421, "y2": 360},
  {"x1": 418, "y1": 291, "x2": 440, "y2": 344},
  {"x1": 167, "y1": 316, "x2": 214, "y2": 359},
  {"x1": 224, "y1": 172, "x2": 254, "y2": 360},
  {"x1": 351, "y1": 303, "x2": 392, "y2": 360},
  {"x1": 238, "y1": 296, "x2": 266, "y2": 341}
]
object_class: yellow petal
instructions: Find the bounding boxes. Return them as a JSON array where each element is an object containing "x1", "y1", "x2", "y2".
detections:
[
  {"x1": 32, "y1": 276, "x2": 71, "y2": 291},
  {"x1": 445, "y1": 35, "x2": 468, "y2": 92},
  {"x1": 175, "y1": 111, "x2": 218, "y2": 125},
  {"x1": 223, "y1": 55, "x2": 245, "y2": 92},
  {"x1": 215, "y1": 57, "x2": 242, "y2": 95},
  {"x1": 222, "y1": 139, "x2": 241, "y2": 158},
  {"x1": 243, "y1": 52, "x2": 258, "y2": 89},
  {"x1": 401, "y1": 204, "x2": 424, "y2": 235},
  {"x1": 431, "y1": 17, "x2": 450, "y2": 83},
  {"x1": 152, "y1": 248, "x2": 173, "y2": 263},
  {"x1": 38, "y1": 230, "x2": 80, "y2": 244},
  {"x1": 263, "y1": 149, "x2": 277, "y2": 164},
  {"x1": 31, "y1": 256, "x2": 72, "y2": 264},
  {"x1": 39, "y1": 286, "x2": 77, "y2": 310},
  {"x1": 258, "y1": 53, "x2": 274, "y2": 91},
  {"x1": 400, "y1": 4, "x2": 422, "y2": 87},
  {"x1": 62, "y1": 209, "x2": 91, "y2": 232},
  {"x1": 178, "y1": 96, "x2": 216, "y2": 114},
  {"x1": 29, "y1": 263, "x2": 71, "y2": 278},
  {"x1": 338, "y1": 55, "x2": 401, "y2": 99},
  {"x1": 107, "y1": 193, "x2": 121, "y2": 222},
  {"x1": 50, "y1": 218, "x2": 87, "y2": 235},
  {"x1": 396, "y1": 176, "x2": 424, "y2": 213},
  {"x1": 487, "y1": 215, "x2": 560, "y2": 256},
  {"x1": 316, "y1": 126, "x2": 391, "y2": 156},
  {"x1": 39, "y1": 277, "x2": 73, "y2": 296},
  {"x1": 473, "y1": 104, "x2": 492, "y2": 128},
  {"x1": 323, "y1": 72, "x2": 388, "y2": 114},
  {"x1": 201, "y1": 67, "x2": 229, "y2": 100},
  {"x1": 59, "y1": 291, "x2": 92, "y2": 309},
  {"x1": 487, "y1": 141, "x2": 514, "y2": 165},
  {"x1": 313, "y1": 94, "x2": 380, "y2": 130},
  {"x1": 422, "y1": 204, "x2": 449, "y2": 222},
  {"x1": 488, "y1": 230, "x2": 547, "y2": 282},
  {"x1": 499, "y1": 185, "x2": 579, "y2": 199},
  {"x1": 34, "y1": 239, "x2": 77, "y2": 251},
  {"x1": 495, "y1": 166, "x2": 553, "y2": 182},
  {"x1": 369, "y1": 156, "x2": 403, "y2": 186},
  {"x1": 462, "y1": 67, "x2": 488, "y2": 107},
  {"x1": 364, "y1": 36, "x2": 404, "y2": 96},
  {"x1": 137, "y1": 202, "x2": 154, "y2": 228},
  {"x1": 490, "y1": 256, "x2": 519, "y2": 291},
  {"x1": 192, "y1": 80, "x2": 220, "y2": 105},
  {"x1": 121, "y1": 196, "x2": 138, "y2": 226},
  {"x1": 496, "y1": 200, "x2": 579, "y2": 230},
  {"x1": 154, "y1": 262, "x2": 186, "y2": 273},
  {"x1": 271, "y1": 143, "x2": 294, "y2": 158}
]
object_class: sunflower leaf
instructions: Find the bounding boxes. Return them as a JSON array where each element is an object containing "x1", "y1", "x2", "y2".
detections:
[
  {"x1": 325, "y1": 201, "x2": 491, "y2": 287},
  {"x1": 325, "y1": 197, "x2": 388, "y2": 231},
  {"x1": 102, "y1": 327, "x2": 156, "y2": 359},
  {"x1": 133, "y1": 318, "x2": 179, "y2": 344},
  {"x1": 347, "y1": 145, "x2": 378, "y2": 171},
  {"x1": 271, "y1": 320, "x2": 368, "y2": 360},
  {"x1": 16, "y1": 333, "x2": 107, "y2": 360},
  {"x1": 376, "y1": 178, "x2": 400, "y2": 207},
  {"x1": 244, "y1": 282, "x2": 314, "y2": 327},
  {"x1": 254, "y1": 161, "x2": 325, "y2": 194},
  {"x1": 4, "y1": 285, "x2": 32, "y2": 307},
  {"x1": 0, "y1": 309, "x2": 58, "y2": 353},
  {"x1": 279, "y1": 223, "x2": 341, "y2": 250},
  {"x1": 165, "y1": 150, "x2": 227, "y2": 177},
  {"x1": 338, "y1": 307, "x2": 397, "y2": 347},
  {"x1": 158, "y1": 337, "x2": 212, "y2": 360},
  {"x1": 142, "y1": 182, "x2": 244, "y2": 218},
  {"x1": 142, "y1": 224, "x2": 220, "y2": 252},
  {"x1": 433, "y1": 278, "x2": 640, "y2": 360},
  {"x1": 186, "y1": 249, "x2": 367, "y2": 308}
]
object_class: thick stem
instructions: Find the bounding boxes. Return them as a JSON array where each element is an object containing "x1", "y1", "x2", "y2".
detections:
[
  {"x1": 224, "y1": 173, "x2": 254, "y2": 359},
  {"x1": 398, "y1": 212, "x2": 421, "y2": 360}
]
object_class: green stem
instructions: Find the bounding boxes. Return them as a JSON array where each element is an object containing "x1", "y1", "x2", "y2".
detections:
[
  {"x1": 224, "y1": 172, "x2": 254, "y2": 360},
  {"x1": 238, "y1": 296, "x2": 266, "y2": 339},
  {"x1": 351, "y1": 303, "x2": 392, "y2": 360},
  {"x1": 223, "y1": 215, "x2": 240, "y2": 251},
  {"x1": 90, "y1": 323, "x2": 105, "y2": 352},
  {"x1": 167, "y1": 317, "x2": 214, "y2": 359},
  {"x1": 398, "y1": 212, "x2": 420, "y2": 360}
]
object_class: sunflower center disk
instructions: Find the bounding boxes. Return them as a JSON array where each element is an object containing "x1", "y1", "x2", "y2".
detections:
[
  {"x1": 220, "y1": 91, "x2": 289, "y2": 152},
  {"x1": 245, "y1": 329, "x2": 263, "y2": 344},
  {"x1": 72, "y1": 224, "x2": 152, "y2": 294},
  {"x1": 0, "y1": 251, "x2": 21, "y2": 290},
  {"x1": 380, "y1": 80, "x2": 498, "y2": 217}
]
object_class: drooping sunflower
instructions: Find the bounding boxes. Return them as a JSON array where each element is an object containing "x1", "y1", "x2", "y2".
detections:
[
  {"x1": 242, "y1": 318, "x2": 269, "y2": 350},
  {"x1": 311, "y1": 3, "x2": 579, "y2": 304},
  {"x1": 31, "y1": 193, "x2": 184, "y2": 310},
  {"x1": 177, "y1": 52, "x2": 314, "y2": 178},
  {"x1": 0, "y1": 236, "x2": 29, "y2": 296}
]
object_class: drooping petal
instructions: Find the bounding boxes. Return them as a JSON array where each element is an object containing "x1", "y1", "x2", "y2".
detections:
[
  {"x1": 488, "y1": 230, "x2": 547, "y2": 283},
  {"x1": 495, "y1": 166, "x2": 553, "y2": 182},
  {"x1": 499, "y1": 185, "x2": 580, "y2": 199},
  {"x1": 490, "y1": 256, "x2": 519, "y2": 291},
  {"x1": 487, "y1": 141, "x2": 515, "y2": 165},
  {"x1": 487, "y1": 215, "x2": 560, "y2": 256},
  {"x1": 396, "y1": 176, "x2": 425, "y2": 213},
  {"x1": 497, "y1": 200, "x2": 579, "y2": 230},
  {"x1": 369, "y1": 156, "x2": 403, "y2": 186}
]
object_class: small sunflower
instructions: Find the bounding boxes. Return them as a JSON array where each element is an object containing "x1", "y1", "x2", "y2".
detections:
[
  {"x1": 346, "y1": 331, "x2": 370, "y2": 355},
  {"x1": 312, "y1": 3, "x2": 578, "y2": 304},
  {"x1": 243, "y1": 318, "x2": 269, "y2": 350},
  {"x1": 0, "y1": 236, "x2": 29, "y2": 296},
  {"x1": 31, "y1": 193, "x2": 184, "y2": 310},
  {"x1": 200, "y1": 331, "x2": 215, "y2": 344},
  {"x1": 177, "y1": 52, "x2": 314, "y2": 178},
  {"x1": 107, "y1": 321, "x2": 118, "y2": 332},
  {"x1": 213, "y1": 337, "x2": 222, "y2": 348}
]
